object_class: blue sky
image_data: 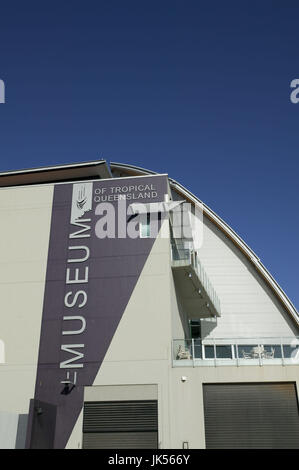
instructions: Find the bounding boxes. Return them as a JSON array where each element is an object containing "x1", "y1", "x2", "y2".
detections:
[{"x1": 0, "y1": 1, "x2": 298, "y2": 309}]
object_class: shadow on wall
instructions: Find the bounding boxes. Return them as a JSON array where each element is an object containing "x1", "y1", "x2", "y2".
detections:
[{"x1": 15, "y1": 414, "x2": 28, "y2": 449}]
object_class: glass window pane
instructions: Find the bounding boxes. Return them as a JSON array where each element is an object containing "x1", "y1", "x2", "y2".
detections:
[
  {"x1": 204, "y1": 346, "x2": 214, "y2": 359},
  {"x1": 216, "y1": 345, "x2": 232, "y2": 359},
  {"x1": 263, "y1": 344, "x2": 280, "y2": 359},
  {"x1": 193, "y1": 339, "x2": 202, "y2": 358},
  {"x1": 237, "y1": 345, "x2": 256, "y2": 359}
]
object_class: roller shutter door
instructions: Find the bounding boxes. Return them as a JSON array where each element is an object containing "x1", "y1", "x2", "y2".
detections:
[
  {"x1": 203, "y1": 383, "x2": 299, "y2": 448},
  {"x1": 83, "y1": 400, "x2": 158, "y2": 449}
]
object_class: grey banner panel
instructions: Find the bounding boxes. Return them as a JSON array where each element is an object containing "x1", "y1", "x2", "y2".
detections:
[
  {"x1": 203, "y1": 382, "x2": 299, "y2": 449},
  {"x1": 83, "y1": 400, "x2": 158, "y2": 449},
  {"x1": 29, "y1": 175, "x2": 168, "y2": 448},
  {"x1": 26, "y1": 400, "x2": 57, "y2": 449}
]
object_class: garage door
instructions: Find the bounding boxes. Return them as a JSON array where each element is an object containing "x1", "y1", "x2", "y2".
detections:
[
  {"x1": 203, "y1": 383, "x2": 299, "y2": 448},
  {"x1": 83, "y1": 400, "x2": 158, "y2": 449}
]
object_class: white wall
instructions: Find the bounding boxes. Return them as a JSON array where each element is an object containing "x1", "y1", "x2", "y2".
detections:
[
  {"x1": 0, "y1": 185, "x2": 53, "y2": 416},
  {"x1": 195, "y1": 215, "x2": 297, "y2": 339},
  {"x1": 0, "y1": 412, "x2": 19, "y2": 449}
]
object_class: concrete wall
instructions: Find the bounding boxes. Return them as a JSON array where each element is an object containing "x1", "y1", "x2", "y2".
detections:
[
  {"x1": 0, "y1": 185, "x2": 53, "y2": 443},
  {"x1": 170, "y1": 364, "x2": 299, "y2": 448}
]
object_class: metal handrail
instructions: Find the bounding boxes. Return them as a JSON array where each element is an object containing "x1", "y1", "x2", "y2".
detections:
[{"x1": 171, "y1": 245, "x2": 221, "y2": 315}]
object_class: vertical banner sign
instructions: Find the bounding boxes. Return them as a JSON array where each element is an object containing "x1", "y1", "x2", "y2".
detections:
[{"x1": 26, "y1": 175, "x2": 168, "y2": 448}]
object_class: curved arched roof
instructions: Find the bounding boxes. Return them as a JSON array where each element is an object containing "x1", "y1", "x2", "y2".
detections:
[{"x1": 110, "y1": 162, "x2": 299, "y2": 329}]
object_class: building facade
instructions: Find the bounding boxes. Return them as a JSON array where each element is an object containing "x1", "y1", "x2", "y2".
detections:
[{"x1": 0, "y1": 160, "x2": 298, "y2": 449}]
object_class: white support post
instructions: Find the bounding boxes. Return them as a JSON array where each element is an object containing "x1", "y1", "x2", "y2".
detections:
[
  {"x1": 258, "y1": 344, "x2": 262, "y2": 367},
  {"x1": 213, "y1": 338, "x2": 217, "y2": 367},
  {"x1": 192, "y1": 339, "x2": 195, "y2": 368},
  {"x1": 281, "y1": 338, "x2": 285, "y2": 366}
]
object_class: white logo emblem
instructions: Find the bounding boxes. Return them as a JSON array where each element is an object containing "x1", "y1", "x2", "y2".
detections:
[{"x1": 71, "y1": 183, "x2": 93, "y2": 223}]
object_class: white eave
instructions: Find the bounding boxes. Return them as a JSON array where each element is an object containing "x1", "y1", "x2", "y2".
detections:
[{"x1": 0, "y1": 160, "x2": 112, "y2": 187}]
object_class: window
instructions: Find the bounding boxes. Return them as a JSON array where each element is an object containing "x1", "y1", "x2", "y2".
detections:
[
  {"x1": 140, "y1": 213, "x2": 151, "y2": 238},
  {"x1": 189, "y1": 320, "x2": 201, "y2": 339},
  {"x1": 139, "y1": 212, "x2": 162, "y2": 238}
]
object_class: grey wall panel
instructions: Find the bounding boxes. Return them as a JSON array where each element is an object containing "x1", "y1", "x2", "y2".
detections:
[
  {"x1": 26, "y1": 400, "x2": 57, "y2": 449},
  {"x1": 15, "y1": 414, "x2": 28, "y2": 449},
  {"x1": 203, "y1": 383, "x2": 299, "y2": 449}
]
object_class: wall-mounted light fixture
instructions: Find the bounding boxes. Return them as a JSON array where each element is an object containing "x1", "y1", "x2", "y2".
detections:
[{"x1": 61, "y1": 371, "x2": 77, "y2": 395}]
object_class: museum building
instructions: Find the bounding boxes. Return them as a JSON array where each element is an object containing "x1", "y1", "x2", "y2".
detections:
[{"x1": 0, "y1": 160, "x2": 298, "y2": 449}]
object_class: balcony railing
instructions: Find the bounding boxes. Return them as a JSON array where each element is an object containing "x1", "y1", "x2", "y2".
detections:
[
  {"x1": 171, "y1": 247, "x2": 191, "y2": 262},
  {"x1": 172, "y1": 338, "x2": 299, "y2": 367},
  {"x1": 171, "y1": 246, "x2": 221, "y2": 316}
]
